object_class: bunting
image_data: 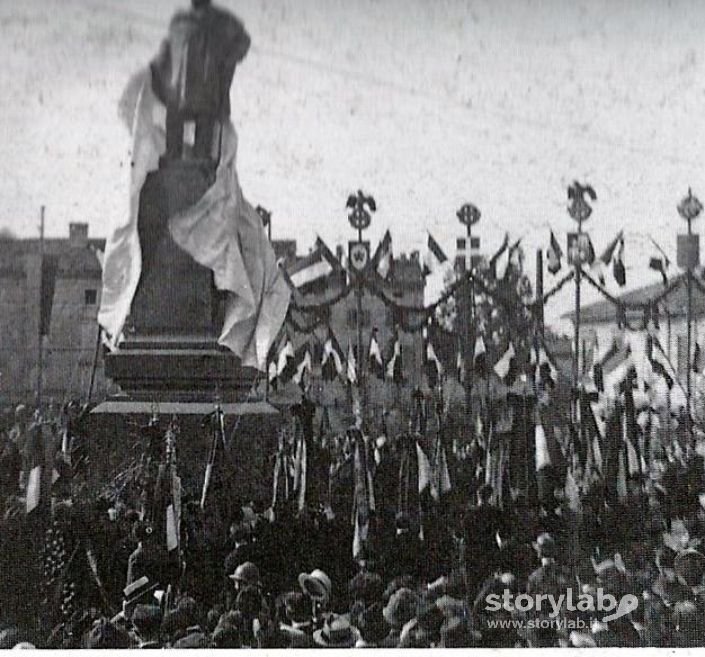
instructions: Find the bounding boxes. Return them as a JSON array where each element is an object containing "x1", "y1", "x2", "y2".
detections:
[
  {"x1": 368, "y1": 329, "x2": 385, "y2": 380},
  {"x1": 386, "y1": 330, "x2": 403, "y2": 384},
  {"x1": 372, "y1": 230, "x2": 393, "y2": 279},
  {"x1": 321, "y1": 329, "x2": 345, "y2": 381}
]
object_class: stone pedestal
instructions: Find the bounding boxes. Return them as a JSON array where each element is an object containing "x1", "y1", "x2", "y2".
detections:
[{"x1": 104, "y1": 161, "x2": 255, "y2": 402}]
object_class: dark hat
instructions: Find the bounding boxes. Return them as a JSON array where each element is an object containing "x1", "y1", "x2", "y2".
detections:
[
  {"x1": 383, "y1": 587, "x2": 418, "y2": 629},
  {"x1": 440, "y1": 616, "x2": 481, "y2": 648},
  {"x1": 229, "y1": 561, "x2": 261, "y2": 587},
  {"x1": 348, "y1": 571, "x2": 383, "y2": 605},
  {"x1": 173, "y1": 629, "x2": 211, "y2": 649},
  {"x1": 674, "y1": 549, "x2": 705, "y2": 587},
  {"x1": 416, "y1": 598, "x2": 445, "y2": 641},
  {"x1": 85, "y1": 619, "x2": 132, "y2": 649},
  {"x1": 298, "y1": 569, "x2": 332, "y2": 601},
  {"x1": 123, "y1": 576, "x2": 159, "y2": 606},
  {"x1": 357, "y1": 603, "x2": 388, "y2": 644},
  {"x1": 130, "y1": 604, "x2": 161, "y2": 636},
  {"x1": 313, "y1": 615, "x2": 356, "y2": 648}
]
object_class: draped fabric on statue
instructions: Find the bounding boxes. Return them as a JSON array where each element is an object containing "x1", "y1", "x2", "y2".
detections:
[{"x1": 99, "y1": 68, "x2": 289, "y2": 371}]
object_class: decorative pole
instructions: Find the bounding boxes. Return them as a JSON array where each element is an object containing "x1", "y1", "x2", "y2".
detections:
[
  {"x1": 677, "y1": 188, "x2": 702, "y2": 443},
  {"x1": 456, "y1": 203, "x2": 481, "y2": 433},
  {"x1": 567, "y1": 182, "x2": 596, "y2": 434},
  {"x1": 346, "y1": 191, "x2": 376, "y2": 418}
]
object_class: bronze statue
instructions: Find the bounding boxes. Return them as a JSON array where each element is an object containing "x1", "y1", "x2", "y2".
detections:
[{"x1": 150, "y1": 0, "x2": 251, "y2": 163}]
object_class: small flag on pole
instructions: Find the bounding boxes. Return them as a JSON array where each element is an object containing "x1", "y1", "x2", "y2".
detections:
[
  {"x1": 424, "y1": 233, "x2": 448, "y2": 275},
  {"x1": 368, "y1": 329, "x2": 385, "y2": 379},
  {"x1": 547, "y1": 231, "x2": 563, "y2": 275},
  {"x1": 372, "y1": 230, "x2": 393, "y2": 279},
  {"x1": 613, "y1": 236, "x2": 626, "y2": 286}
]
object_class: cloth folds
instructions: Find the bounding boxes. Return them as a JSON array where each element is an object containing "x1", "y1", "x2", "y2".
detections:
[{"x1": 99, "y1": 68, "x2": 289, "y2": 370}]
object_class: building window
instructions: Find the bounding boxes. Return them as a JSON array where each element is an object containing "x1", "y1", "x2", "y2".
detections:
[{"x1": 84, "y1": 289, "x2": 97, "y2": 305}]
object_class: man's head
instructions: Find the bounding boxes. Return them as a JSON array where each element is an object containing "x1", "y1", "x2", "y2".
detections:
[{"x1": 192, "y1": 0, "x2": 211, "y2": 8}]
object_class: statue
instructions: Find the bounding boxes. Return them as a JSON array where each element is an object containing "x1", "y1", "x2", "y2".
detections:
[
  {"x1": 150, "y1": 0, "x2": 251, "y2": 164},
  {"x1": 100, "y1": 0, "x2": 290, "y2": 390}
]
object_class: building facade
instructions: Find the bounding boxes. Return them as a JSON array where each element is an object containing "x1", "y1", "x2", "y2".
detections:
[{"x1": 0, "y1": 223, "x2": 110, "y2": 408}]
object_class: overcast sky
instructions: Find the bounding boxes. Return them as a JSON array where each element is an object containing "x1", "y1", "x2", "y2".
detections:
[{"x1": 1, "y1": 0, "x2": 704, "y2": 330}]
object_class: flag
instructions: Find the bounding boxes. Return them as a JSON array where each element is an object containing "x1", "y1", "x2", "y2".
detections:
[
  {"x1": 280, "y1": 343, "x2": 310, "y2": 385},
  {"x1": 694, "y1": 343, "x2": 704, "y2": 374},
  {"x1": 293, "y1": 348, "x2": 312, "y2": 388},
  {"x1": 416, "y1": 441, "x2": 434, "y2": 497},
  {"x1": 26, "y1": 423, "x2": 46, "y2": 514},
  {"x1": 386, "y1": 331, "x2": 403, "y2": 384},
  {"x1": 469, "y1": 235, "x2": 481, "y2": 268},
  {"x1": 347, "y1": 341, "x2": 358, "y2": 385},
  {"x1": 352, "y1": 431, "x2": 375, "y2": 559},
  {"x1": 432, "y1": 437, "x2": 452, "y2": 499},
  {"x1": 100, "y1": 68, "x2": 290, "y2": 370},
  {"x1": 424, "y1": 233, "x2": 448, "y2": 275},
  {"x1": 368, "y1": 329, "x2": 384, "y2": 379},
  {"x1": 493, "y1": 342, "x2": 516, "y2": 383},
  {"x1": 647, "y1": 335, "x2": 674, "y2": 390},
  {"x1": 372, "y1": 230, "x2": 393, "y2": 279},
  {"x1": 488, "y1": 233, "x2": 510, "y2": 278},
  {"x1": 592, "y1": 231, "x2": 623, "y2": 286},
  {"x1": 649, "y1": 258, "x2": 669, "y2": 285},
  {"x1": 613, "y1": 236, "x2": 626, "y2": 286},
  {"x1": 40, "y1": 255, "x2": 59, "y2": 337},
  {"x1": 592, "y1": 339, "x2": 631, "y2": 395},
  {"x1": 473, "y1": 335, "x2": 487, "y2": 376},
  {"x1": 533, "y1": 345, "x2": 558, "y2": 390},
  {"x1": 535, "y1": 424, "x2": 552, "y2": 471},
  {"x1": 501, "y1": 238, "x2": 523, "y2": 279},
  {"x1": 424, "y1": 332, "x2": 443, "y2": 388},
  {"x1": 285, "y1": 237, "x2": 340, "y2": 290},
  {"x1": 276, "y1": 337, "x2": 295, "y2": 378},
  {"x1": 321, "y1": 329, "x2": 345, "y2": 381},
  {"x1": 547, "y1": 231, "x2": 563, "y2": 275}
]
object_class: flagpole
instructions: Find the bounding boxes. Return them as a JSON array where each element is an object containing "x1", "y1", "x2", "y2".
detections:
[
  {"x1": 677, "y1": 189, "x2": 702, "y2": 445},
  {"x1": 37, "y1": 205, "x2": 45, "y2": 410},
  {"x1": 347, "y1": 191, "x2": 376, "y2": 423},
  {"x1": 567, "y1": 183, "x2": 595, "y2": 442},
  {"x1": 456, "y1": 204, "x2": 481, "y2": 438}
]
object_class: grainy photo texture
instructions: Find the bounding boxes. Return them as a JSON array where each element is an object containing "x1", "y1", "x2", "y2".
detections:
[{"x1": 0, "y1": 0, "x2": 704, "y2": 649}]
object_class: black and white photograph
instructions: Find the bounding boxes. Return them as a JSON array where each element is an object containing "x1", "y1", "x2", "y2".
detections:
[{"x1": 2, "y1": 0, "x2": 705, "y2": 649}]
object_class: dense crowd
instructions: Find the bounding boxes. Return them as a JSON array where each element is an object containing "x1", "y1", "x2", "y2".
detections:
[{"x1": 2, "y1": 399, "x2": 705, "y2": 648}]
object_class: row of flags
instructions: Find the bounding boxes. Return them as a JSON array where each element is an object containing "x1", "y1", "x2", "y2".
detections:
[
  {"x1": 269, "y1": 327, "x2": 445, "y2": 389},
  {"x1": 280, "y1": 231, "x2": 457, "y2": 294},
  {"x1": 455, "y1": 335, "x2": 558, "y2": 390},
  {"x1": 546, "y1": 230, "x2": 673, "y2": 288},
  {"x1": 546, "y1": 229, "x2": 626, "y2": 286}
]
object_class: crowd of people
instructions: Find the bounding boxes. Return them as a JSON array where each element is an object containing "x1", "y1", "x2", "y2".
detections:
[{"x1": 1, "y1": 395, "x2": 705, "y2": 649}]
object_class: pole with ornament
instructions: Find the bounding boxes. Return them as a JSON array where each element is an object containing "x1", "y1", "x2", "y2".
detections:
[{"x1": 677, "y1": 188, "x2": 702, "y2": 443}]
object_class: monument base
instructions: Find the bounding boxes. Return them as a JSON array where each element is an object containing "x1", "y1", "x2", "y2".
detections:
[{"x1": 103, "y1": 158, "x2": 259, "y2": 402}]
